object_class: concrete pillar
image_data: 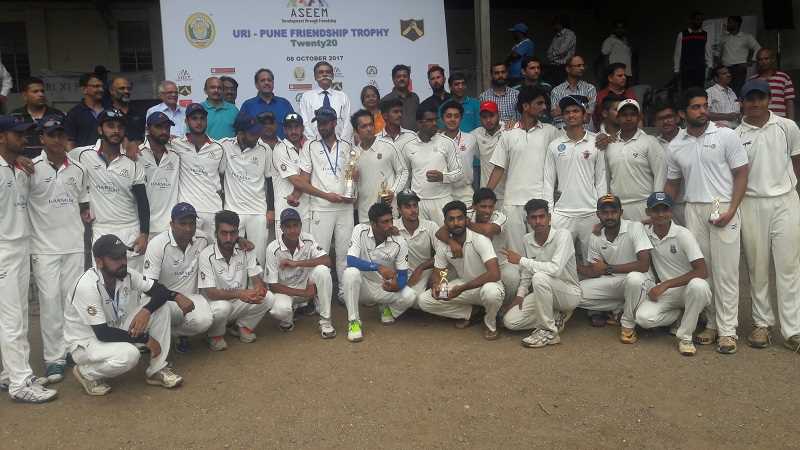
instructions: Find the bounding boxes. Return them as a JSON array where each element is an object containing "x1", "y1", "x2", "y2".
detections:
[{"x1": 474, "y1": 0, "x2": 491, "y2": 92}]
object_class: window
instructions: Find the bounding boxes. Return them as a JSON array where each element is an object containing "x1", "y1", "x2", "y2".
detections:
[
  {"x1": 0, "y1": 22, "x2": 31, "y2": 93},
  {"x1": 118, "y1": 21, "x2": 153, "y2": 72}
]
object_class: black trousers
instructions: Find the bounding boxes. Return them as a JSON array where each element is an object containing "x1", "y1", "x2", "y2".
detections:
[
  {"x1": 680, "y1": 67, "x2": 706, "y2": 90},
  {"x1": 728, "y1": 64, "x2": 748, "y2": 97}
]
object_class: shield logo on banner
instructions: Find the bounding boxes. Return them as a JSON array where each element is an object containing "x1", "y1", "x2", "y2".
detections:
[
  {"x1": 400, "y1": 19, "x2": 424, "y2": 42},
  {"x1": 332, "y1": 81, "x2": 343, "y2": 91},
  {"x1": 185, "y1": 12, "x2": 216, "y2": 49},
  {"x1": 178, "y1": 85, "x2": 192, "y2": 96}
]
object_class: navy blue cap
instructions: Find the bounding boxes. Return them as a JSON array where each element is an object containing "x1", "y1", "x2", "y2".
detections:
[
  {"x1": 171, "y1": 202, "x2": 197, "y2": 220},
  {"x1": 146, "y1": 111, "x2": 175, "y2": 128},
  {"x1": 234, "y1": 112, "x2": 265, "y2": 135},
  {"x1": 559, "y1": 95, "x2": 589, "y2": 112},
  {"x1": 280, "y1": 208, "x2": 302, "y2": 223},
  {"x1": 396, "y1": 189, "x2": 420, "y2": 206},
  {"x1": 647, "y1": 192, "x2": 673, "y2": 209},
  {"x1": 597, "y1": 193, "x2": 622, "y2": 210},
  {"x1": 92, "y1": 234, "x2": 131, "y2": 259},
  {"x1": 185, "y1": 103, "x2": 208, "y2": 117},
  {"x1": 741, "y1": 79, "x2": 770, "y2": 98},
  {"x1": 0, "y1": 115, "x2": 36, "y2": 133},
  {"x1": 508, "y1": 23, "x2": 528, "y2": 33},
  {"x1": 98, "y1": 109, "x2": 126, "y2": 125},
  {"x1": 38, "y1": 115, "x2": 65, "y2": 133},
  {"x1": 312, "y1": 106, "x2": 337, "y2": 123},
  {"x1": 256, "y1": 111, "x2": 276, "y2": 123},
  {"x1": 283, "y1": 113, "x2": 303, "y2": 126}
]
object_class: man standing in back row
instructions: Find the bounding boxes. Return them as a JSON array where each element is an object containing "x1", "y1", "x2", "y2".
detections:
[{"x1": 299, "y1": 61, "x2": 353, "y2": 142}]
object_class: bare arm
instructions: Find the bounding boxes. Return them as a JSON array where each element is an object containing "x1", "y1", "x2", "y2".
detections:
[
  {"x1": 664, "y1": 178, "x2": 681, "y2": 202},
  {"x1": 486, "y1": 165, "x2": 505, "y2": 191}
]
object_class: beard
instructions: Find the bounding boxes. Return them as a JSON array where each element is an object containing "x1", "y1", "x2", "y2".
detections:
[
  {"x1": 492, "y1": 78, "x2": 508, "y2": 87},
  {"x1": 108, "y1": 265, "x2": 127, "y2": 280}
]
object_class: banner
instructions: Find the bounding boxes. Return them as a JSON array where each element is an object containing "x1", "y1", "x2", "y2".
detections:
[{"x1": 160, "y1": 0, "x2": 449, "y2": 110}]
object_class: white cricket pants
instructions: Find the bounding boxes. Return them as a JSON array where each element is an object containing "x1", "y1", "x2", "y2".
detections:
[
  {"x1": 270, "y1": 265, "x2": 333, "y2": 327},
  {"x1": 502, "y1": 204, "x2": 528, "y2": 253},
  {"x1": 503, "y1": 272, "x2": 581, "y2": 333},
  {"x1": 621, "y1": 200, "x2": 647, "y2": 223},
  {"x1": 551, "y1": 212, "x2": 598, "y2": 261},
  {"x1": 418, "y1": 279, "x2": 505, "y2": 332},
  {"x1": 238, "y1": 213, "x2": 268, "y2": 266},
  {"x1": 341, "y1": 267, "x2": 416, "y2": 322},
  {"x1": 92, "y1": 223, "x2": 143, "y2": 273},
  {"x1": 306, "y1": 209, "x2": 354, "y2": 288},
  {"x1": 579, "y1": 272, "x2": 649, "y2": 314},
  {"x1": 741, "y1": 192, "x2": 800, "y2": 339},
  {"x1": 0, "y1": 240, "x2": 34, "y2": 394},
  {"x1": 408, "y1": 268, "x2": 432, "y2": 309},
  {"x1": 419, "y1": 197, "x2": 452, "y2": 227},
  {"x1": 500, "y1": 263, "x2": 521, "y2": 305},
  {"x1": 195, "y1": 212, "x2": 217, "y2": 237},
  {"x1": 167, "y1": 293, "x2": 213, "y2": 337},
  {"x1": 208, "y1": 293, "x2": 273, "y2": 337},
  {"x1": 627, "y1": 278, "x2": 712, "y2": 342},
  {"x1": 31, "y1": 252, "x2": 83, "y2": 365},
  {"x1": 672, "y1": 202, "x2": 686, "y2": 227}
]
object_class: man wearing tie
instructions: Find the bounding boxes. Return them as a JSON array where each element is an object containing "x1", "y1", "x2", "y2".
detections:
[{"x1": 299, "y1": 61, "x2": 353, "y2": 143}]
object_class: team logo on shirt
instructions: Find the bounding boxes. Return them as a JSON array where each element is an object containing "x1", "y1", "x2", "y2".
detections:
[
  {"x1": 185, "y1": 13, "x2": 216, "y2": 49},
  {"x1": 703, "y1": 144, "x2": 716, "y2": 149},
  {"x1": 119, "y1": 168, "x2": 130, "y2": 177},
  {"x1": 557, "y1": 143, "x2": 566, "y2": 153},
  {"x1": 144, "y1": 260, "x2": 151, "y2": 269},
  {"x1": 200, "y1": 272, "x2": 206, "y2": 281},
  {"x1": 670, "y1": 245, "x2": 677, "y2": 254},
  {"x1": 632, "y1": 152, "x2": 639, "y2": 159},
  {"x1": 281, "y1": 163, "x2": 287, "y2": 171},
  {"x1": 377, "y1": 153, "x2": 383, "y2": 160},
  {"x1": 582, "y1": 150, "x2": 590, "y2": 159},
  {"x1": 121, "y1": 287, "x2": 129, "y2": 297},
  {"x1": 400, "y1": 19, "x2": 424, "y2": 41},
  {"x1": 87, "y1": 305, "x2": 98, "y2": 316}
]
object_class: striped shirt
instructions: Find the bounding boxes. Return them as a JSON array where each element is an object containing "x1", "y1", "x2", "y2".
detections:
[
  {"x1": 750, "y1": 72, "x2": 795, "y2": 118},
  {"x1": 479, "y1": 87, "x2": 520, "y2": 122},
  {"x1": 550, "y1": 80, "x2": 597, "y2": 129}
]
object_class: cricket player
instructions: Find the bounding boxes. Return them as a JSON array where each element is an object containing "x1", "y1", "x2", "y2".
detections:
[
  {"x1": 343, "y1": 202, "x2": 417, "y2": 342},
  {"x1": 377, "y1": 98, "x2": 417, "y2": 168},
  {"x1": 440, "y1": 100, "x2": 478, "y2": 206},
  {"x1": 736, "y1": 79, "x2": 800, "y2": 352},
  {"x1": 487, "y1": 86, "x2": 561, "y2": 251},
  {"x1": 653, "y1": 101, "x2": 686, "y2": 225},
  {"x1": 66, "y1": 234, "x2": 184, "y2": 396},
  {"x1": 664, "y1": 87, "x2": 748, "y2": 355},
  {"x1": 265, "y1": 208, "x2": 335, "y2": 338},
  {"x1": 472, "y1": 101, "x2": 505, "y2": 209},
  {"x1": 501, "y1": 198, "x2": 581, "y2": 348},
  {"x1": 577, "y1": 194, "x2": 652, "y2": 340},
  {"x1": 351, "y1": 109, "x2": 407, "y2": 222},
  {"x1": 272, "y1": 113, "x2": 308, "y2": 243},
  {"x1": 418, "y1": 200, "x2": 505, "y2": 340},
  {"x1": 28, "y1": 115, "x2": 90, "y2": 383},
  {"x1": 393, "y1": 190, "x2": 438, "y2": 298},
  {"x1": 403, "y1": 108, "x2": 462, "y2": 225},
  {"x1": 543, "y1": 95, "x2": 607, "y2": 261},
  {"x1": 139, "y1": 112, "x2": 180, "y2": 240},
  {"x1": 198, "y1": 210, "x2": 273, "y2": 351},
  {"x1": 0, "y1": 115, "x2": 58, "y2": 403},
  {"x1": 171, "y1": 103, "x2": 225, "y2": 235}
]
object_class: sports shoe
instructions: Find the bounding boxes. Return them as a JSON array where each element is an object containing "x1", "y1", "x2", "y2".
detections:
[
  {"x1": 717, "y1": 336, "x2": 737, "y2": 354},
  {"x1": 10, "y1": 377, "x2": 58, "y2": 403},
  {"x1": 747, "y1": 326, "x2": 771, "y2": 349},
  {"x1": 320, "y1": 322, "x2": 337, "y2": 339},
  {"x1": 694, "y1": 327, "x2": 717, "y2": 345},
  {"x1": 380, "y1": 306, "x2": 395, "y2": 325},
  {"x1": 207, "y1": 336, "x2": 228, "y2": 351},
  {"x1": 0, "y1": 377, "x2": 8, "y2": 392},
  {"x1": 678, "y1": 339, "x2": 696, "y2": 356},
  {"x1": 783, "y1": 335, "x2": 800, "y2": 352},
  {"x1": 347, "y1": 320, "x2": 363, "y2": 342},
  {"x1": 3, "y1": 375, "x2": 47, "y2": 391},
  {"x1": 298, "y1": 302, "x2": 316, "y2": 316},
  {"x1": 555, "y1": 310, "x2": 573, "y2": 333},
  {"x1": 279, "y1": 321, "x2": 295, "y2": 332},
  {"x1": 45, "y1": 363, "x2": 66, "y2": 384},
  {"x1": 521, "y1": 329, "x2": 561, "y2": 348},
  {"x1": 589, "y1": 314, "x2": 606, "y2": 327},
  {"x1": 146, "y1": 367, "x2": 183, "y2": 389},
  {"x1": 72, "y1": 366, "x2": 111, "y2": 396},
  {"x1": 484, "y1": 327, "x2": 499, "y2": 341},
  {"x1": 620, "y1": 327, "x2": 639, "y2": 344},
  {"x1": 175, "y1": 336, "x2": 191, "y2": 353},
  {"x1": 228, "y1": 326, "x2": 257, "y2": 343}
]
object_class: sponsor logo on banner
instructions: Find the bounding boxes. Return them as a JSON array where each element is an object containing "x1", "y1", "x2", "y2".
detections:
[
  {"x1": 289, "y1": 83, "x2": 313, "y2": 91},
  {"x1": 366, "y1": 65, "x2": 378, "y2": 77},
  {"x1": 178, "y1": 85, "x2": 192, "y2": 96},
  {"x1": 293, "y1": 66, "x2": 306, "y2": 81},
  {"x1": 368, "y1": 80, "x2": 379, "y2": 90},
  {"x1": 332, "y1": 81, "x2": 343, "y2": 91},
  {"x1": 211, "y1": 67, "x2": 235, "y2": 74},
  {"x1": 400, "y1": 19, "x2": 425, "y2": 41},
  {"x1": 176, "y1": 68, "x2": 193, "y2": 82},
  {"x1": 185, "y1": 12, "x2": 216, "y2": 49},
  {"x1": 286, "y1": 0, "x2": 332, "y2": 21},
  {"x1": 179, "y1": 99, "x2": 194, "y2": 107},
  {"x1": 334, "y1": 66, "x2": 344, "y2": 78}
]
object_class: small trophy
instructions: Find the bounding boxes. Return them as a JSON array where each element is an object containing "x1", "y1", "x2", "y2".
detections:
[
  {"x1": 438, "y1": 268, "x2": 449, "y2": 299},
  {"x1": 342, "y1": 148, "x2": 359, "y2": 199},
  {"x1": 377, "y1": 172, "x2": 392, "y2": 204},
  {"x1": 709, "y1": 198, "x2": 721, "y2": 223}
]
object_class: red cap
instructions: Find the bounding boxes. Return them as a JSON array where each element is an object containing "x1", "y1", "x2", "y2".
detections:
[{"x1": 479, "y1": 100, "x2": 498, "y2": 113}]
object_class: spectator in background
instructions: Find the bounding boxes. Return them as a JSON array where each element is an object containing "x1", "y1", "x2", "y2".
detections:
[
  {"x1": 440, "y1": 72, "x2": 480, "y2": 132},
  {"x1": 108, "y1": 76, "x2": 147, "y2": 154},
  {"x1": 220, "y1": 76, "x2": 239, "y2": 105},
  {"x1": 545, "y1": 15, "x2": 577, "y2": 85},
  {"x1": 707, "y1": 66, "x2": 740, "y2": 129},
  {"x1": 146, "y1": 80, "x2": 185, "y2": 137},
  {"x1": 383, "y1": 64, "x2": 419, "y2": 131},
  {"x1": 0, "y1": 60, "x2": 11, "y2": 113},
  {"x1": 203, "y1": 76, "x2": 239, "y2": 139},
  {"x1": 514, "y1": 57, "x2": 553, "y2": 124},
  {"x1": 593, "y1": 63, "x2": 636, "y2": 130},
  {"x1": 479, "y1": 62, "x2": 519, "y2": 122},
  {"x1": 751, "y1": 48, "x2": 795, "y2": 120},
  {"x1": 12, "y1": 77, "x2": 64, "y2": 155},
  {"x1": 419, "y1": 65, "x2": 450, "y2": 113},
  {"x1": 360, "y1": 85, "x2": 384, "y2": 133},
  {"x1": 241, "y1": 68, "x2": 295, "y2": 139},
  {"x1": 673, "y1": 11, "x2": 712, "y2": 90},
  {"x1": 720, "y1": 16, "x2": 760, "y2": 95},
  {"x1": 64, "y1": 72, "x2": 105, "y2": 148},
  {"x1": 601, "y1": 20, "x2": 632, "y2": 79},
  {"x1": 506, "y1": 23, "x2": 534, "y2": 86},
  {"x1": 298, "y1": 60, "x2": 353, "y2": 142},
  {"x1": 550, "y1": 56, "x2": 596, "y2": 129}
]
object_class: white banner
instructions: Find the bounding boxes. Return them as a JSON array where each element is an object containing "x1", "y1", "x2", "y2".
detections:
[{"x1": 160, "y1": 0, "x2": 449, "y2": 110}]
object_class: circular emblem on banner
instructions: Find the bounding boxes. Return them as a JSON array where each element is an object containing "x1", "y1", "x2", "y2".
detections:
[
  {"x1": 366, "y1": 66, "x2": 378, "y2": 77},
  {"x1": 185, "y1": 13, "x2": 216, "y2": 49},
  {"x1": 293, "y1": 66, "x2": 306, "y2": 81}
]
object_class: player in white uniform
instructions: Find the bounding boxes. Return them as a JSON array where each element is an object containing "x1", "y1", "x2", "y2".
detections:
[
  {"x1": 351, "y1": 110, "x2": 407, "y2": 222},
  {"x1": 393, "y1": 190, "x2": 438, "y2": 299},
  {"x1": 28, "y1": 116, "x2": 90, "y2": 384},
  {"x1": 404, "y1": 108, "x2": 462, "y2": 225},
  {"x1": 543, "y1": 95, "x2": 607, "y2": 261},
  {"x1": 488, "y1": 86, "x2": 561, "y2": 252},
  {"x1": 418, "y1": 200, "x2": 505, "y2": 340},
  {"x1": 472, "y1": 101, "x2": 505, "y2": 209},
  {"x1": 577, "y1": 195, "x2": 652, "y2": 338},
  {"x1": 0, "y1": 115, "x2": 58, "y2": 403},
  {"x1": 66, "y1": 234, "x2": 184, "y2": 396},
  {"x1": 139, "y1": 112, "x2": 180, "y2": 239},
  {"x1": 605, "y1": 99, "x2": 666, "y2": 221},
  {"x1": 501, "y1": 199, "x2": 581, "y2": 348},
  {"x1": 272, "y1": 113, "x2": 308, "y2": 243},
  {"x1": 664, "y1": 87, "x2": 749, "y2": 355},
  {"x1": 265, "y1": 208, "x2": 335, "y2": 338},
  {"x1": 70, "y1": 109, "x2": 149, "y2": 272},
  {"x1": 143, "y1": 203, "x2": 214, "y2": 353},
  {"x1": 171, "y1": 103, "x2": 225, "y2": 235},
  {"x1": 377, "y1": 98, "x2": 417, "y2": 175},
  {"x1": 198, "y1": 210, "x2": 273, "y2": 351},
  {"x1": 343, "y1": 203, "x2": 417, "y2": 342},
  {"x1": 736, "y1": 80, "x2": 800, "y2": 352},
  {"x1": 653, "y1": 102, "x2": 686, "y2": 225},
  {"x1": 220, "y1": 113, "x2": 271, "y2": 265},
  {"x1": 440, "y1": 101, "x2": 478, "y2": 207}
]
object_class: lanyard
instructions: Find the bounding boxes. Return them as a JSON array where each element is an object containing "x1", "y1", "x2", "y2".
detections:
[
  {"x1": 321, "y1": 139, "x2": 339, "y2": 176},
  {"x1": 108, "y1": 284, "x2": 121, "y2": 322}
]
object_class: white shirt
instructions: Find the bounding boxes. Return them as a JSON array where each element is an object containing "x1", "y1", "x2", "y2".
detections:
[
  {"x1": 145, "y1": 103, "x2": 186, "y2": 136},
  {"x1": 144, "y1": 229, "x2": 211, "y2": 296},
  {"x1": 666, "y1": 122, "x2": 749, "y2": 203},
  {"x1": 265, "y1": 232, "x2": 327, "y2": 289},
  {"x1": 547, "y1": 28, "x2": 577, "y2": 65},
  {"x1": 737, "y1": 112, "x2": 800, "y2": 198},
  {"x1": 299, "y1": 87, "x2": 353, "y2": 142},
  {"x1": 489, "y1": 122, "x2": 561, "y2": 206},
  {"x1": 601, "y1": 35, "x2": 632, "y2": 76},
  {"x1": 658, "y1": 133, "x2": 685, "y2": 205},
  {"x1": 355, "y1": 137, "x2": 408, "y2": 222},
  {"x1": 606, "y1": 129, "x2": 666, "y2": 205},
  {"x1": 348, "y1": 223, "x2": 410, "y2": 285},
  {"x1": 0, "y1": 62, "x2": 11, "y2": 97},
  {"x1": 198, "y1": 243, "x2": 262, "y2": 291},
  {"x1": 472, "y1": 125, "x2": 505, "y2": 198},
  {"x1": 720, "y1": 31, "x2": 761, "y2": 66},
  {"x1": 28, "y1": 153, "x2": 88, "y2": 254},
  {"x1": 0, "y1": 155, "x2": 30, "y2": 242},
  {"x1": 467, "y1": 209, "x2": 510, "y2": 265},
  {"x1": 377, "y1": 127, "x2": 416, "y2": 155},
  {"x1": 393, "y1": 217, "x2": 437, "y2": 270},
  {"x1": 516, "y1": 228, "x2": 580, "y2": 297},
  {"x1": 299, "y1": 137, "x2": 357, "y2": 212},
  {"x1": 440, "y1": 131, "x2": 477, "y2": 200},
  {"x1": 543, "y1": 131, "x2": 607, "y2": 216},
  {"x1": 404, "y1": 134, "x2": 462, "y2": 200},
  {"x1": 434, "y1": 229, "x2": 497, "y2": 281},
  {"x1": 171, "y1": 135, "x2": 226, "y2": 214},
  {"x1": 220, "y1": 137, "x2": 271, "y2": 215},
  {"x1": 707, "y1": 84, "x2": 741, "y2": 129},
  {"x1": 139, "y1": 140, "x2": 180, "y2": 234},
  {"x1": 645, "y1": 222, "x2": 704, "y2": 282},
  {"x1": 64, "y1": 268, "x2": 152, "y2": 349},
  {"x1": 70, "y1": 141, "x2": 144, "y2": 228},
  {"x1": 587, "y1": 220, "x2": 653, "y2": 276},
  {"x1": 272, "y1": 138, "x2": 308, "y2": 220}
]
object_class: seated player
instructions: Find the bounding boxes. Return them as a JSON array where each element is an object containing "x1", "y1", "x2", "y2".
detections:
[{"x1": 393, "y1": 190, "x2": 438, "y2": 299}]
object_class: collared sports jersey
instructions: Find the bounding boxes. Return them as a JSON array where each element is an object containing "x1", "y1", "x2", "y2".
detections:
[
  {"x1": 543, "y1": 131, "x2": 607, "y2": 216},
  {"x1": 377, "y1": 127, "x2": 417, "y2": 158},
  {"x1": 265, "y1": 232, "x2": 327, "y2": 289},
  {"x1": 171, "y1": 134, "x2": 226, "y2": 214},
  {"x1": 0, "y1": 154, "x2": 30, "y2": 242},
  {"x1": 472, "y1": 125, "x2": 506, "y2": 199},
  {"x1": 587, "y1": 219, "x2": 652, "y2": 275},
  {"x1": 606, "y1": 129, "x2": 667, "y2": 205},
  {"x1": 355, "y1": 137, "x2": 408, "y2": 222},
  {"x1": 139, "y1": 140, "x2": 180, "y2": 234},
  {"x1": 433, "y1": 228, "x2": 497, "y2": 281},
  {"x1": 467, "y1": 209, "x2": 510, "y2": 264},
  {"x1": 299, "y1": 137, "x2": 357, "y2": 212},
  {"x1": 220, "y1": 137, "x2": 271, "y2": 215},
  {"x1": 404, "y1": 134, "x2": 462, "y2": 200},
  {"x1": 440, "y1": 131, "x2": 477, "y2": 199},
  {"x1": 645, "y1": 222, "x2": 704, "y2": 282},
  {"x1": 144, "y1": 229, "x2": 211, "y2": 296},
  {"x1": 516, "y1": 228, "x2": 580, "y2": 297},
  {"x1": 393, "y1": 217, "x2": 437, "y2": 270},
  {"x1": 272, "y1": 138, "x2": 308, "y2": 219},
  {"x1": 198, "y1": 243, "x2": 262, "y2": 291},
  {"x1": 736, "y1": 112, "x2": 800, "y2": 198},
  {"x1": 347, "y1": 223, "x2": 410, "y2": 284}
]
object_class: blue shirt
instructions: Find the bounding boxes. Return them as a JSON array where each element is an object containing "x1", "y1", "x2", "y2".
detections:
[
  {"x1": 510, "y1": 38, "x2": 534, "y2": 78},
  {"x1": 202, "y1": 100, "x2": 239, "y2": 139},
  {"x1": 239, "y1": 95, "x2": 295, "y2": 139},
  {"x1": 437, "y1": 96, "x2": 480, "y2": 132}
]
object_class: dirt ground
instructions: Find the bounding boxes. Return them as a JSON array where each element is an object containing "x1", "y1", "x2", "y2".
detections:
[{"x1": 2, "y1": 271, "x2": 799, "y2": 450}]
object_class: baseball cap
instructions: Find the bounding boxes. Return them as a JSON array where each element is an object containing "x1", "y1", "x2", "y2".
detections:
[
  {"x1": 647, "y1": 192, "x2": 674, "y2": 209},
  {"x1": 597, "y1": 193, "x2": 622, "y2": 210},
  {"x1": 171, "y1": 202, "x2": 197, "y2": 220},
  {"x1": 508, "y1": 23, "x2": 529, "y2": 34},
  {"x1": 479, "y1": 101, "x2": 499, "y2": 114},
  {"x1": 234, "y1": 112, "x2": 265, "y2": 135},
  {"x1": 741, "y1": 79, "x2": 770, "y2": 98},
  {"x1": 283, "y1": 113, "x2": 303, "y2": 126},
  {"x1": 38, "y1": 115, "x2": 65, "y2": 134},
  {"x1": 396, "y1": 189, "x2": 420, "y2": 206},
  {"x1": 92, "y1": 234, "x2": 130, "y2": 259},
  {"x1": 146, "y1": 111, "x2": 175, "y2": 128},
  {"x1": 559, "y1": 95, "x2": 589, "y2": 112},
  {"x1": 312, "y1": 106, "x2": 337, "y2": 123},
  {"x1": 256, "y1": 111, "x2": 276, "y2": 123},
  {"x1": 280, "y1": 208, "x2": 302, "y2": 223},
  {"x1": 185, "y1": 103, "x2": 208, "y2": 117},
  {"x1": 0, "y1": 115, "x2": 36, "y2": 133},
  {"x1": 98, "y1": 109, "x2": 126, "y2": 125},
  {"x1": 616, "y1": 98, "x2": 641, "y2": 113}
]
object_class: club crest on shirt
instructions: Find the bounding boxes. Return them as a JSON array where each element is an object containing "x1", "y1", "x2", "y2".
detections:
[
  {"x1": 582, "y1": 150, "x2": 590, "y2": 159},
  {"x1": 144, "y1": 260, "x2": 151, "y2": 269},
  {"x1": 670, "y1": 244, "x2": 677, "y2": 254},
  {"x1": 632, "y1": 152, "x2": 639, "y2": 159},
  {"x1": 557, "y1": 143, "x2": 566, "y2": 153},
  {"x1": 377, "y1": 153, "x2": 383, "y2": 159},
  {"x1": 281, "y1": 163, "x2": 287, "y2": 171},
  {"x1": 200, "y1": 272, "x2": 206, "y2": 280},
  {"x1": 87, "y1": 305, "x2": 98, "y2": 316}
]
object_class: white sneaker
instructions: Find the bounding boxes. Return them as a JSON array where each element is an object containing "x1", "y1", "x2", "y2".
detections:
[
  {"x1": 554, "y1": 310, "x2": 573, "y2": 333},
  {"x1": 320, "y1": 322, "x2": 337, "y2": 339},
  {"x1": 10, "y1": 377, "x2": 58, "y2": 403},
  {"x1": 228, "y1": 326, "x2": 257, "y2": 343},
  {"x1": 521, "y1": 329, "x2": 561, "y2": 348},
  {"x1": 347, "y1": 320, "x2": 363, "y2": 342},
  {"x1": 207, "y1": 336, "x2": 228, "y2": 351},
  {"x1": 73, "y1": 366, "x2": 111, "y2": 396},
  {"x1": 278, "y1": 321, "x2": 295, "y2": 332},
  {"x1": 146, "y1": 367, "x2": 183, "y2": 389}
]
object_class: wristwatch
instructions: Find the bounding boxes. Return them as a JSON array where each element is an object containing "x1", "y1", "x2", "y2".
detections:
[{"x1": 604, "y1": 265, "x2": 614, "y2": 276}]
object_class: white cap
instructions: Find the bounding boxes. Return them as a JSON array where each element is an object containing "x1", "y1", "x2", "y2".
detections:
[{"x1": 616, "y1": 98, "x2": 640, "y2": 113}]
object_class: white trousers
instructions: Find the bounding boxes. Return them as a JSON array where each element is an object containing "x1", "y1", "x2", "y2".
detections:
[
  {"x1": 672, "y1": 203, "x2": 686, "y2": 227},
  {"x1": 500, "y1": 263, "x2": 521, "y2": 305},
  {"x1": 408, "y1": 268, "x2": 432, "y2": 309},
  {"x1": 71, "y1": 303, "x2": 171, "y2": 380},
  {"x1": 31, "y1": 252, "x2": 83, "y2": 365},
  {"x1": 579, "y1": 272, "x2": 649, "y2": 314},
  {"x1": 0, "y1": 240, "x2": 33, "y2": 393},
  {"x1": 238, "y1": 213, "x2": 268, "y2": 266},
  {"x1": 452, "y1": 185, "x2": 474, "y2": 209},
  {"x1": 741, "y1": 193, "x2": 800, "y2": 339},
  {"x1": 167, "y1": 293, "x2": 213, "y2": 337},
  {"x1": 685, "y1": 202, "x2": 741, "y2": 337},
  {"x1": 196, "y1": 212, "x2": 217, "y2": 237},
  {"x1": 551, "y1": 212, "x2": 598, "y2": 261},
  {"x1": 208, "y1": 293, "x2": 273, "y2": 337},
  {"x1": 418, "y1": 279, "x2": 505, "y2": 332},
  {"x1": 502, "y1": 204, "x2": 527, "y2": 253},
  {"x1": 419, "y1": 197, "x2": 452, "y2": 227},
  {"x1": 92, "y1": 223, "x2": 143, "y2": 273},
  {"x1": 306, "y1": 209, "x2": 354, "y2": 289},
  {"x1": 341, "y1": 267, "x2": 416, "y2": 322},
  {"x1": 503, "y1": 272, "x2": 581, "y2": 332},
  {"x1": 627, "y1": 278, "x2": 712, "y2": 341},
  {"x1": 270, "y1": 265, "x2": 333, "y2": 327},
  {"x1": 621, "y1": 200, "x2": 647, "y2": 223}
]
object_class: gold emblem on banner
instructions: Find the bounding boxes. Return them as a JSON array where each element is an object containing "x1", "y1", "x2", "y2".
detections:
[
  {"x1": 293, "y1": 66, "x2": 306, "y2": 81},
  {"x1": 400, "y1": 19, "x2": 424, "y2": 42},
  {"x1": 185, "y1": 12, "x2": 216, "y2": 49}
]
